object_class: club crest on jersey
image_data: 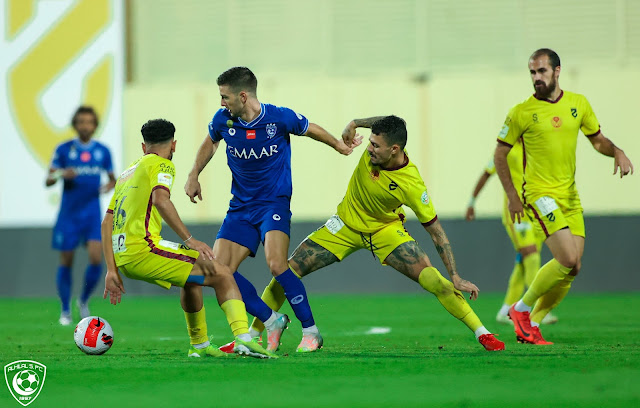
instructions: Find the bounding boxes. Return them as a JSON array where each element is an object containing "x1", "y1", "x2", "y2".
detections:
[
  {"x1": 94, "y1": 149, "x2": 103, "y2": 162},
  {"x1": 551, "y1": 116, "x2": 562, "y2": 128},
  {"x1": 266, "y1": 123, "x2": 277, "y2": 139},
  {"x1": 370, "y1": 169, "x2": 379, "y2": 181}
]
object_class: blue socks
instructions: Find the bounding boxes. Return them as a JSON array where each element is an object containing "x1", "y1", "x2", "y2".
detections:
[
  {"x1": 233, "y1": 272, "x2": 273, "y2": 323},
  {"x1": 56, "y1": 266, "x2": 72, "y2": 313},
  {"x1": 81, "y1": 264, "x2": 102, "y2": 303},
  {"x1": 275, "y1": 268, "x2": 315, "y2": 328}
]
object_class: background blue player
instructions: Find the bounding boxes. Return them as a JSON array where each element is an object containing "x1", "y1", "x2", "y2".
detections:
[
  {"x1": 185, "y1": 67, "x2": 361, "y2": 353},
  {"x1": 46, "y1": 106, "x2": 116, "y2": 326}
]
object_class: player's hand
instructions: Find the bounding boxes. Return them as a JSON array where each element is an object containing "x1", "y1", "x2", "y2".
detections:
[
  {"x1": 103, "y1": 270, "x2": 125, "y2": 305},
  {"x1": 452, "y1": 275, "x2": 479, "y2": 301},
  {"x1": 184, "y1": 237, "x2": 214, "y2": 261},
  {"x1": 62, "y1": 168, "x2": 76, "y2": 179},
  {"x1": 341, "y1": 120, "x2": 357, "y2": 147},
  {"x1": 335, "y1": 133, "x2": 363, "y2": 155},
  {"x1": 613, "y1": 149, "x2": 634, "y2": 178},
  {"x1": 507, "y1": 196, "x2": 524, "y2": 224},
  {"x1": 184, "y1": 175, "x2": 203, "y2": 204},
  {"x1": 465, "y1": 206, "x2": 475, "y2": 221}
]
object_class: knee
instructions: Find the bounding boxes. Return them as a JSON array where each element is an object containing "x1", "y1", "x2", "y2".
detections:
[
  {"x1": 418, "y1": 267, "x2": 453, "y2": 296},
  {"x1": 60, "y1": 252, "x2": 73, "y2": 267},
  {"x1": 268, "y1": 259, "x2": 289, "y2": 277},
  {"x1": 556, "y1": 251, "x2": 579, "y2": 270}
]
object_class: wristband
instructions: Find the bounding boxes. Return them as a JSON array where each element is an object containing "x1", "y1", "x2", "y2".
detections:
[{"x1": 183, "y1": 235, "x2": 193, "y2": 243}]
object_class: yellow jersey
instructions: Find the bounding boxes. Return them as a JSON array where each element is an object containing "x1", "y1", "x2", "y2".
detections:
[
  {"x1": 107, "y1": 153, "x2": 177, "y2": 265},
  {"x1": 336, "y1": 150, "x2": 437, "y2": 233},
  {"x1": 497, "y1": 90, "x2": 600, "y2": 202}
]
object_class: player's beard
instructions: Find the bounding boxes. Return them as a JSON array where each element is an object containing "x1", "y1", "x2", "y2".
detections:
[{"x1": 534, "y1": 76, "x2": 557, "y2": 100}]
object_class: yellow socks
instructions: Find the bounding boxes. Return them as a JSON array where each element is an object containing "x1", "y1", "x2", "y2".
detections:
[
  {"x1": 531, "y1": 274, "x2": 575, "y2": 324},
  {"x1": 522, "y1": 259, "x2": 572, "y2": 307},
  {"x1": 250, "y1": 273, "x2": 290, "y2": 333},
  {"x1": 220, "y1": 299, "x2": 249, "y2": 337},
  {"x1": 418, "y1": 267, "x2": 483, "y2": 332},
  {"x1": 522, "y1": 252, "x2": 541, "y2": 287},
  {"x1": 503, "y1": 261, "x2": 525, "y2": 306},
  {"x1": 184, "y1": 307, "x2": 208, "y2": 345}
]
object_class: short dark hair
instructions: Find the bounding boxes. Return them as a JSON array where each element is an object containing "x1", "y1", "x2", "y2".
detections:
[
  {"x1": 217, "y1": 67, "x2": 258, "y2": 94},
  {"x1": 371, "y1": 115, "x2": 407, "y2": 149},
  {"x1": 71, "y1": 106, "x2": 99, "y2": 127},
  {"x1": 141, "y1": 119, "x2": 175, "y2": 144},
  {"x1": 530, "y1": 48, "x2": 561, "y2": 70}
]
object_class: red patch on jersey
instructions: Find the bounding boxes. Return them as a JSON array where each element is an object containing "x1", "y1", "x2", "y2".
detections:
[
  {"x1": 551, "y1": 116, "x2": 562, "y2": 128},
  {"x1": 246, "y1": 130, "x2": 256, "y2": 139},
  {"x1": 83, "y1": 318, "x2": 104, "y2": 348},
  {"x1": 370, "y1": 169, "x2": 379, "y2": 181},
  {"x1": 80, "y1": 151, "x2": 92, "y2": 162}
]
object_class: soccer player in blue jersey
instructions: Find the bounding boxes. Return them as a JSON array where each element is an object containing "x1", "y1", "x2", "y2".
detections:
[
  {"x1": 185, "y1": 67, "x2": 359, "y2": 353},
  {"x1": 46, "y1": 106, "x2": 116, "y2": 326}
]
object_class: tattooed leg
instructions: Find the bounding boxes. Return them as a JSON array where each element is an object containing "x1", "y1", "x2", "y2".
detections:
[
  {"x1": 289, "y1": 239, "x2": 340, "y2": 277},
  {"x1": 384, "y1": 241, "x2": 432, "y2": 282}
]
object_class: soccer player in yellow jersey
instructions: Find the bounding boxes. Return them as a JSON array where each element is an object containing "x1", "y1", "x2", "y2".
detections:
[
  {"x1": 494, "y1": 49, "x2": 634, "y2": 345},
  {"x1": 101, "y1": 119, "x2": 274, "y2": 359},
  {"x1": 466, "y1": 141, "x2": 557, "y2": 325},
  {"x1": 249, "y1": 115, "x2": 505, "y2": 351}
]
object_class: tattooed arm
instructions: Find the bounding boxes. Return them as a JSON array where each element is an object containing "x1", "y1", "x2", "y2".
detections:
[
  {"x1": 423, "y1": 219, "x2": 480, "y2": 300},
  {"x1": 341, "y1": 116, "x2": 387, "y2": 146}
]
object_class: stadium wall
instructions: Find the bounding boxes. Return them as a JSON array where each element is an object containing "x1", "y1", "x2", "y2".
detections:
[{"x1": 2, "y1": 215, "x2": 638, "y2": 297}]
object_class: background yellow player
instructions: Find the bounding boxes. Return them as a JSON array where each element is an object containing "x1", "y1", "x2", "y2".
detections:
[
  {"x1": 246, "y1": 115, "x2": 505, "y2": 351},
  {"x1": 466, "y1": 141, "x2": 557, "y2": 325},
  {"x1": 494, "y1": 49, "x2": 634, "y2": 345},
  {"x1": 102, "y1": 119, "x2": 274, "y2": 358}
]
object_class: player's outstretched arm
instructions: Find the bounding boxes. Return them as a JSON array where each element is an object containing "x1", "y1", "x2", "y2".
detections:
[
  {"x1": 152, "y1": 187, "x2": 214, "y2": 260},
  {"x1": 342, "y1": 116, "x2": 386, "y2": 147},
  {"x1": 494, "y1": 142, "x2": 523, "y2": 223},
  {"x1": 305, "y1": 123, "x2": 362, "y2": 155},
  {"x1": 423, "y1": 219, "x2": 479, "y2": 300},
  {"x1": 101, "y1": 211, "x2": 126, "y2": 305},
  {"x1": 185, "y1": 136, "x2": 219, "y2": 203},
  {"x1": 587, "y1": 132, "x2": 634, "y2": 178},
  {"x1": 466, "y1": 170, "x2": 492, "y2": 221}
]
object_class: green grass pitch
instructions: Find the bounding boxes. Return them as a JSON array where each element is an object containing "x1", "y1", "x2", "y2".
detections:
[{"x1": 1, "y1": 293, "x2": 639, "y2": 408}]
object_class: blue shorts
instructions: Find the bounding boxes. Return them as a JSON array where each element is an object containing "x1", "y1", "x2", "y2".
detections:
[
  {"x1": 216, "y1": 198, "x2": 292, "y2": 256},
  {"x1": 52, "y1": 213, "x2": 102, "y2": 251}
]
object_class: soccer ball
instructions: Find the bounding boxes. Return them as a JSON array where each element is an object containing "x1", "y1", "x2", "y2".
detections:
[
  {"x1": 74, "y1": 316, "x2": 114, "y2": 355},
  {"x1": 15, "y1": 370, "x2": 39, "y2": 393}
]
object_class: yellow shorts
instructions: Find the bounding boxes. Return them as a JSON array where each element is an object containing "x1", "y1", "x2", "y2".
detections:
[
  {"x1": 118, "y1": 239, "x2": 200, "y2": 289},
  {"x1": 525, "y1": 194, "x2": 585, "y2": 238},
  {"x1": 308, "y1": 215, "x2": 414, "y2": 265},
  {"x1": 502, "y1": 198, "x2": 543, "y2": 250}
]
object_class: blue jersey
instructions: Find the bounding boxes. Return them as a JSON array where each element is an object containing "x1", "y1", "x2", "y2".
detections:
[
  {"x1": 208, "y1": 103, "x2": 309, "y2": 203},
  {"x1": 50, "y1": 139, "x2": 113, "y2": 219}
]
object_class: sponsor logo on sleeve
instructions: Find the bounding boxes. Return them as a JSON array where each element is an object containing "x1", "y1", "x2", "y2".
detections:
[
  {"x1": 158, "y1": 173, "x2": 173, "y2": 187},
  {"x1": 498, "y1": 124, "x2": 509, "y2": 139},
  {"x1": 421, "y1": 191, "x2": 430, "y2": 205}
]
